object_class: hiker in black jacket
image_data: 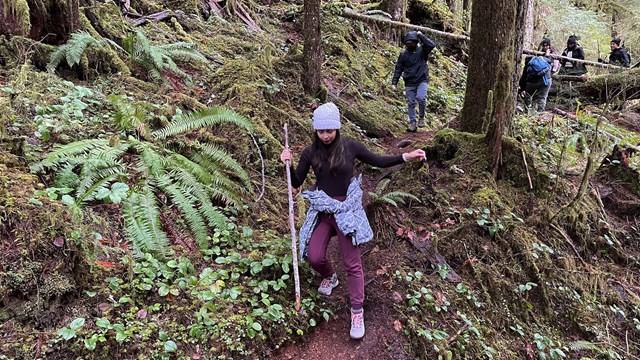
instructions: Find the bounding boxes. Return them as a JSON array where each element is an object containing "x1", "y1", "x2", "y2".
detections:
[
  {"x1": 391, "y1": 31, "x2": 436, "y2": 132},
  {"x1": 608, "y1": 38, "x2": 631, "y2": 68},
  {"x1": 560, "y1": 35, "x2": 587, "y2": 75}
]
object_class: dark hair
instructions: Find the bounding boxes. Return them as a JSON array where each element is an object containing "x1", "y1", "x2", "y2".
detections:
[{"x1": 311, "y1": 130, "x2": 345, "y2": 175}]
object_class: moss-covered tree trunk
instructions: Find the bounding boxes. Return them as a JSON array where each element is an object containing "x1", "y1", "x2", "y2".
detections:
[
  {"x1": 0, "y1": 0, "x2": 79, "y2": 44},
  {"x1": 380, "y1": 0, "x2": 406, "y2": 43},
  {"x1": 460, "y1": 0, "x2": 526, "y2": 175},
  {"x1": 302, "y1": 0, "x2": 322, "y2": 96}
]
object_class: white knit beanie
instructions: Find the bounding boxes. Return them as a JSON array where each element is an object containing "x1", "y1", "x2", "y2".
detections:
[{"x1": 313, "y1": 102, "x2": 341, "y2": 130}]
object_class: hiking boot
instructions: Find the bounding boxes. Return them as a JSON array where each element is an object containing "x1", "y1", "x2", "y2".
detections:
[
  {"x1": 418, "y1": 117, "x2": 425, "y2": 128},
  {"x1": 406, "y1": 122, "x2": 417, "y2": 132},
  {"x1": 318, "y1": 273, "x2": 339, "y2": 296},
  {"x1": 350, "y1": 308, "x2": 365, "y2": 340}
]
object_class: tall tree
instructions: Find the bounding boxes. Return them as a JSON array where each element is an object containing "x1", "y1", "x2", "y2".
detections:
[
  {"x1": 0, "y1": 0, "x2": 80, "y2": 44},
  {"x1": 302, "y1": 0, "x2": 322, "y2": 96},
  {"x1": 462, "y1": 0, "x2": 471, "y2": 33},
  {"x1": 459, "y1": 0, "x2": 528, "y2": 175}
]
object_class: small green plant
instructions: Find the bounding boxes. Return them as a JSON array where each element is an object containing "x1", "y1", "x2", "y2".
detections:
[
  {"x1": 57, "y1": 317, "x2": 85, "y2": 341},
  {"x1": 123, "y1": 30, "x2": 210, "y2": 87},
  {"x1": 533, "y1": 333, "x2": 567, "y2": 359},
  {"x1": 47, "y1": 31, "x2": 123, "y2": 73},
  {"x1": 368, "y1": 178, "x2": 420, "y2": 207},
  {"x1": 32, "y1": 83, "x2": 101, "y2": 141}
]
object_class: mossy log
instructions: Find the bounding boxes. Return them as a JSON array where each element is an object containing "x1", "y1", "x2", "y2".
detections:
[{"x1": 571, "y1": 68, "x2": 640, "y2": 103}]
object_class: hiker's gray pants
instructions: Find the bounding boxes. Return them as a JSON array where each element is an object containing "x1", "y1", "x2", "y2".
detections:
[
  {"x1": 406, "y1": 82, "x2": 428, "y2": 124},
  {"x1": 525, "y1": 80, "x2": 551, "y2": 112}
]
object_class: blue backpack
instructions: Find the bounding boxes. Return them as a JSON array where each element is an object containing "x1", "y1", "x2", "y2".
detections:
[{"x1": 526, "y1": 56, "x2": 551, "y2": 85}]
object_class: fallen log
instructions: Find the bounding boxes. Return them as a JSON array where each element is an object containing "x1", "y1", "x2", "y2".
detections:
[
  {"x1": 553, "y1": 74, "x2": 588, "y2": 82},
  {"x1": 523, "y1": 49, "x2": 623, "y2": 70},
  {"x1": 572, "y1": 68, "x2": 640, "y2": 102},
  {"x1": 340, "y1": 9, "x2": 470, "y2": 44}
]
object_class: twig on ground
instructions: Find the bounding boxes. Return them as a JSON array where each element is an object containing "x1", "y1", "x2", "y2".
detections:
[{"x1": 249, "y1": 133, "x2": 265, "y2": 202}]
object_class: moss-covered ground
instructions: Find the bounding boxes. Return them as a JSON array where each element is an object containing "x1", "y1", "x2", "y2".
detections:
[{"x1": 1, "y1": 1, "x2": 640, "y2": 359}]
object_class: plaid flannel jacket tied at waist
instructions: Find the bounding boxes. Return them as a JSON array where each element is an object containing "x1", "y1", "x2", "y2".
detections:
[{"x1": 298, "y1": 175, "x2": 373, "y2": 261}]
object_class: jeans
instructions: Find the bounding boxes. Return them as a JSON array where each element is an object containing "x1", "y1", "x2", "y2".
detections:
[
  {"x1": 405, "y1": 82, "x2": 428, "y2": 124},
  {"x1": 524, "y1": 80, "x2": 551, "y2": 112},
  {"x1": 307, "y1": 213, "x2": 364, "y2": 308}
]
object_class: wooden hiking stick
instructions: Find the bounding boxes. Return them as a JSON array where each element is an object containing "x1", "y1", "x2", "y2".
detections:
[{"x1": 283, "y1": 124, "x2": 301, "y2": 312}]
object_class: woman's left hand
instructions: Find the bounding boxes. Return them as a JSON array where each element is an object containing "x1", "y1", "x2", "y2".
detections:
[{"x1": 403, "y1": 149, "x2": 426, "y2": 162}]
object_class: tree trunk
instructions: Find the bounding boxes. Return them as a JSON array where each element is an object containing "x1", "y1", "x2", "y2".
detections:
[
  {"x1": 462, "y1": 0, "x2": 471, "y2": 33},
  {"x1": 0, "y1": 0, "x2": 80, "y2": 44},
  {"x1": 523, "y1": 0, "x2": 534, "y2": 50},
  {"x1": 302, "y1": 0, "x2": 322, "y2": 96},
  {"x1": 446, "y1": 0, "x2": 457, "y2": 13},
  {"x1": 380, "y1": 0, "x2": 406, "y2": 43},
  {"x1": 459, "y1": 0, "x2": 523, "y2": 175}
]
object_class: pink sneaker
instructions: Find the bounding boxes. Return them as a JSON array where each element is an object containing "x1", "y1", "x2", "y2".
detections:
[
  {"x1": 350, "y1": 309, "x2": 365, "y2": 339},
  {"x1": 318, "y1": 273, "x2": 339, "y2": 296}
]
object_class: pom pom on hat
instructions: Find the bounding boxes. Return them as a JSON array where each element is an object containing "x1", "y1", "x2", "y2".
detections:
[{"x1": 313, "y1": 102, "x2": 341, "y2": 130}]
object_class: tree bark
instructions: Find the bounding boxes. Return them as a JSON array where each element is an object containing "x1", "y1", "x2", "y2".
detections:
[
  {"x1": 302, "y1": 0, "x2": 322, "y2": 96},
  {"x1": 380, "y1": 0, "x2": 406, "y2": 42},
  {"x1": 446, "y1": 0, "x2": 457, "y2": 13},
  {"x1": 459, "y1": 0, "x2": 523, "y2": 176},
  {"x1": 0, "y1": 0, "x2": 80, "y2": 44},
  {"x1": 462, "y1": 0, "x2": 471, "y2": 33},
  {"x1": 523, "y1": 0, "x2": 534, "y2": 50}
]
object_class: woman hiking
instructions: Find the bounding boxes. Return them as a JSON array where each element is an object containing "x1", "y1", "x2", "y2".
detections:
[{"x1": 280, "y1": 102, "x2": 425, "y2": 339}]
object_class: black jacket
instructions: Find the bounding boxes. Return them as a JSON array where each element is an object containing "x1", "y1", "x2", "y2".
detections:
[
  {"x1": 609, "y1": 47, "x2": 631, "y2": 67},
  {"x1": 392, "y1": 33, "x2": 436, "y2": 87},
  {"x1": 561, "y1": 45, "x2": 586, "y2": 72}
]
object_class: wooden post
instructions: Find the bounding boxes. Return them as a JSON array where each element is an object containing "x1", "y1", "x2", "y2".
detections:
[{"x1": 283, "y1": 124, "x2": 301, "y2": 312}]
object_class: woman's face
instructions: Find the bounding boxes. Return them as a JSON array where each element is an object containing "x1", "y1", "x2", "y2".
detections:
[{"x1": 317, "y1": 129, "x2": 337, "y2": 145}]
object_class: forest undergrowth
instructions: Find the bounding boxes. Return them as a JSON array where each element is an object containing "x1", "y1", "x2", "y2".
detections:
[{"x1": 1, "y1": 0, "x2": 640, "y2": 359}]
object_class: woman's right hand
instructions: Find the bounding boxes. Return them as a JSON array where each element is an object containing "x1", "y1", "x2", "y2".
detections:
[{"x1": 280, "y1": 148, "x2": 292, "y2": 164}]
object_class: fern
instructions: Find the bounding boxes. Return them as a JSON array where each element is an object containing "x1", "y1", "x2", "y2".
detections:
[
  {"x1": 123, "y1": 30, "x2": 210, "y2": 87},
  {"x1": 47, "y1": 31, "x2": 123, "y2": 73},
  {"x1": 32, "y1": 106, "x2": 252, "y2": 257},
  {"x1": 368, "y1": 178, "x2": 421, "y2": 207},
  {"x1": 153, "y1": 107, "x2": 253, "y2": 140},
  {"x1": 123, "y1": 187, "x2": 171, "y2": 258}
]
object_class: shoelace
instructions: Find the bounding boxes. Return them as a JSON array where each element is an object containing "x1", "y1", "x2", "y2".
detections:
[
  {"x1": 320, "y1": 278, "x2": 332, "y2": 288},
  {"x1": 351, "y1": 312, "x2": 363, "y2": 328}
]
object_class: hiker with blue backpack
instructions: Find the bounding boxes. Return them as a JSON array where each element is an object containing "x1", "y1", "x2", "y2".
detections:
[{"x1": 519, "y1": 39, "x2": 555, "y2": 112}]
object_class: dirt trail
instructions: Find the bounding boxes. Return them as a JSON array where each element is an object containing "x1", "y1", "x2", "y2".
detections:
[{"x1": 272, "y1": 128, "x2": 437, "y2": 360}]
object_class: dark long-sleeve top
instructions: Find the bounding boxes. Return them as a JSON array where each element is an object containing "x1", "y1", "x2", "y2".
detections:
[
  {"x1": 561, "y1": 45, "x2": 585, "y2": 69},
  {"x1": 609, "y1": 47, "x2": 631, "y2": 67},
  {"x1": 392, "y1": 34, "x2": 436, "y2": 87},
  {"x1": 289, "y1": 139, "x2": 404, "y2": 197}
]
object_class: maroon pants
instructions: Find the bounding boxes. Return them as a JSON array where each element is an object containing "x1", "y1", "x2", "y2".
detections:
[{"x1": 307, "y1": 213, "x2": 364, "y2": 308}]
